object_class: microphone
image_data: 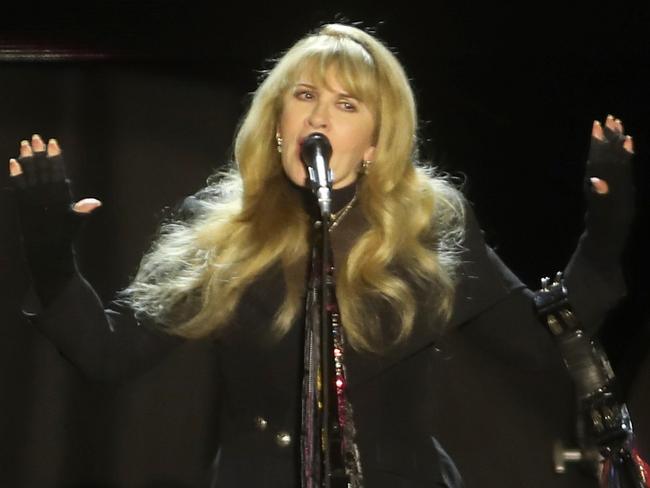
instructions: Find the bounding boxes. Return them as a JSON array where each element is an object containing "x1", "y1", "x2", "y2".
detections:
[{"x1": 300, "y1": 132, "x2": 333, "y2": 216}]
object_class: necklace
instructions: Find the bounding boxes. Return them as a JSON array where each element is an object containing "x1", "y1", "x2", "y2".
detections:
[{"x1": 328, "y1": 194, "x2": 357, "y2": 231}]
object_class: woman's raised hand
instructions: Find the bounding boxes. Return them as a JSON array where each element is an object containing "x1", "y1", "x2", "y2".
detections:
[
  {"x1": 588, "y1": 114, "x2": 634, "y2": 195},
  {"x1": 8, "y1": 134, "x2": 101, "y2": 213},
  {"x1": 582, "y1": 114, "x2": 636, "y2": 265},
  {"x1": 8, "y1": 134, "x2": 101, "y2": 287}
]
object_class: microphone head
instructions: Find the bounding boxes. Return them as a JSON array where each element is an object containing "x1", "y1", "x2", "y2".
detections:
[{"x1": 300, "y1": 132, "x2": 332, "y2": 165}]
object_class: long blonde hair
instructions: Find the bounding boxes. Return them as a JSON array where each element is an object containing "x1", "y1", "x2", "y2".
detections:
[{"x1": 121, "y1": 24, "x2": 466, "y2": 353}]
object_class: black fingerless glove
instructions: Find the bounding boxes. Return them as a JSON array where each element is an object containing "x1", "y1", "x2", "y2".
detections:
[
  {"x1": 11, "y1": 150, "x2": 86, "y2": 306},
  {"x1": 582, "y1": 124, "x2": 635, "y2": 270}
]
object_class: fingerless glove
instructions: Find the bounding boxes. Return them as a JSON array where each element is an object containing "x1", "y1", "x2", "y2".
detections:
[
  {"x1": 12, "y1": 150, "x2": 86, "y2": 306},
  {"x1": 582, "y1": 124, "x2": 635, "y2": 270}
]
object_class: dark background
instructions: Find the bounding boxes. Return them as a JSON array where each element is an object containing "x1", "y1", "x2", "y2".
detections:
[{"x1": 1, "y1": 1, "x2": 648, "y2": 486}]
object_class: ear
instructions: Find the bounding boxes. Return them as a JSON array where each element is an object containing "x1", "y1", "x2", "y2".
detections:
[{"x1": 363, "y1": 145, "x2": 376, "y2": 162}]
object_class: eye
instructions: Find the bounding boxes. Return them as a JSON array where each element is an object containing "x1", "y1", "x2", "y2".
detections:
[
  {"x1": 295, "y1": 89, "x2": 315, "y2": 101},
  {"x1": 338, "y1": 99, "x2": 358, "y2": 112}
]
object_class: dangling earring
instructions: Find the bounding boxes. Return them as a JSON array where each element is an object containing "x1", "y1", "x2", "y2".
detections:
[
  {"x1": 275, "y1": 133, "x2": 283, "y2": 154},
  {"x1": 360, "y1": 159, "x2": 373, "y2": 174}
]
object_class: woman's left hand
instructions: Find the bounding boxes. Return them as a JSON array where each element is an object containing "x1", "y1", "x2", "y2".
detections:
[
  {"x1": 588, "y1": 114, "x2": 634, "y2": 195},
  {"x1": 582, "y1": 114, "x2": 636, "y2": 264}
]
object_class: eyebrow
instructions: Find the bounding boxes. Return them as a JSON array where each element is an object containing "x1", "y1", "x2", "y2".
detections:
[{"x1": 294, "y1": 82, "x2": 358, "y2": 100}]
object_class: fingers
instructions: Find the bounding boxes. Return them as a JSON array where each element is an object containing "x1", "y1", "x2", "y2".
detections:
[
  {"x1": 593, "y1": 114, "x2": 634, "y2": 154},
  {"x1": 9, "y1": 158, "x2": 23, "y2": 177},
  {"x1": 11, "y1": 133, "x2": 64, "y2": 178},
  {"x1": 605, "y1": 114, "x2": 623, "y2": 134},
  {"x1": 592, "y1": 120, "x2": 605, "y2": 141},
  {"x1": 72, "y1": 198, "x2": 102, "y2": 214},
  {"x1": 11, "y1": 134, "x2": 69, "y2": 189},
  {"x1": 31, "y1": 133, "x2": 46, "y2": 152},
  {"x1": 47, "y1": 138, "x2": 62, "y2": 156},
  {"x1": 18, "y1": 134, "x2": 62, "y2": 157},
  {"x1": 19, "y1": 139, "x2": 33, "y2": 158},
  {"x1": 623, "y1": 135, "x2": 634, "y2": 154},
  {"x1": 590, "y1": 177, "x2": 609, "y2": 195},
  {"x1": 594, "y1": 114, "x2": 624, "y2": 138}
]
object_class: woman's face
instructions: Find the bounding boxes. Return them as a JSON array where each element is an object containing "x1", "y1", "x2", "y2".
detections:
[{"x1": 277, "y1": 68, "x2": 376, "y2": 189}]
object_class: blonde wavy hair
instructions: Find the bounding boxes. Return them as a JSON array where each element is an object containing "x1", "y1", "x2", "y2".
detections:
[{"x1": 121, "y1": 23, "x2": 466, "y2": 353}]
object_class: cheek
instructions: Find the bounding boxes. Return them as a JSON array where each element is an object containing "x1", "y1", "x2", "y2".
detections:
[
  {"x1": 281, "y1": 155, "x2": 308, "y2": 187},
  {"x1": 279, "y1": 100, "x2": 305, "y2": 134},
  {"x1": 336, "y1": 136, "x2": 372, "y2": 167},
  {"x1": 339, "y1": 119, "x2": 375, "y2": 160}
]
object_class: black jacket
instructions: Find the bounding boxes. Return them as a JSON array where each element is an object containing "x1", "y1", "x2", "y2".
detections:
[{"x1": 24, "y1": 189, "x2": 624, "y2": 487}]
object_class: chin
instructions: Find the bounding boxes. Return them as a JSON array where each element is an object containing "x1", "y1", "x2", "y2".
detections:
[{"x1": 282, "y1": 169, "x2": 309, "y2": 188}]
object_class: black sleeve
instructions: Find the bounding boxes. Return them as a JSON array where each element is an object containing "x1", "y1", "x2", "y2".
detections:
[
  {"x1": 14, "y1": 190, "x2": 197, "y2": 381},
  {"x1": 452, "y1": 201, "x2": 626, "y2": 358},
  {"x1": 563, "y1": 223, "x2": 627, "y2": 337},
  {"x1": 418, "y1": 202, "x2": 603, "y2": 488},
  {"x1": 450, "y1": 206, "x2": 559, "y2": 369},
  {"x1": 22, "y1": 272, "x2": 182, "y2": 382}
]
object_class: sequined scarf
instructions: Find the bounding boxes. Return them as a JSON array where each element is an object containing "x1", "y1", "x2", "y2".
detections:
[{"x1": 301, "y1": 222, "x2": 363, "y2": 488}]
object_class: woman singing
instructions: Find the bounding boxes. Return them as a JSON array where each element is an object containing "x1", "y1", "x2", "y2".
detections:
[{"x1": 8, "y1": 23, "x2": 635, "y2": 487}]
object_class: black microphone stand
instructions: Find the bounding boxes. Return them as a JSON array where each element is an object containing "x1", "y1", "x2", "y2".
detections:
[
  {"x1": 318, "y1": 209, "x2": 346, "y2": 487},
  {"x1": 300, "y1": 133, "x2": 363, "y2": 488},
  {"x1": 302, "y1": 199, "x2": 357, "y2": 488}
]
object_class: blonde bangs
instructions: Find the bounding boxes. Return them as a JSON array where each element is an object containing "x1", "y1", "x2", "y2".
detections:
[{"x1": 279, "y1": 34, "x2": 380, "y2": 115}]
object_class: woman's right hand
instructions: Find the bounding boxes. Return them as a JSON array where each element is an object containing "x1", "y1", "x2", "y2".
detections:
[
  {"x1": 9, "y1": 134, "x2": 102, "y2": 214},
  {"x1": 8, "y1": 135, "x2": 102, "y2": 306}
]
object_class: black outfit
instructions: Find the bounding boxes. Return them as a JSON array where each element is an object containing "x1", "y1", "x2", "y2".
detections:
[
  {"x1": 18, "y1": 181, "x2": 625, "y2": 488},
  {"x1": 11, "y1": 125, "x2": 634, "y2": 488}
]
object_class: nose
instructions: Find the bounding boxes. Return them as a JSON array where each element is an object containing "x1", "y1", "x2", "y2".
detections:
[{"x1": 307, "y1": 101, "x2": 329, "y2": 130}]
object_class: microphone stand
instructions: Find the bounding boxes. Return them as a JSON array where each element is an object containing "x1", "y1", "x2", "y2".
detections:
[
  {"x1": 310, "y1": 158, "x2": 335, "y2": 485},
  {"x1": 317, "y1": 206, "x2": 338, "y2": 488},
  {"x1": 302, "y1": 194, "x2": 362, "y2": 488},
  {"x1": 300, "y1": 133, "x2": 363, "y2": 488}
]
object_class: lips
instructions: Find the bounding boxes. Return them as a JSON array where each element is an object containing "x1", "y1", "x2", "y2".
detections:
[
  {"x1": 296, "y1": 134, "x2": 334, "y2": 164},
  {"x1": 297, "y1": 134, "x2": 330, "y2": 152},
  {"x1": 297, "y1": 136, "x2": 310, "y2": 160},
  {"x1": 297, "y1": 138, "x2": 305, "y2": 160}
]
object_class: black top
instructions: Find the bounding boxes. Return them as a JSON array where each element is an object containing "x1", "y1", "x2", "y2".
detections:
[{"x1": 21, "y1": 183, "x2": 625, "y2": 487}]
